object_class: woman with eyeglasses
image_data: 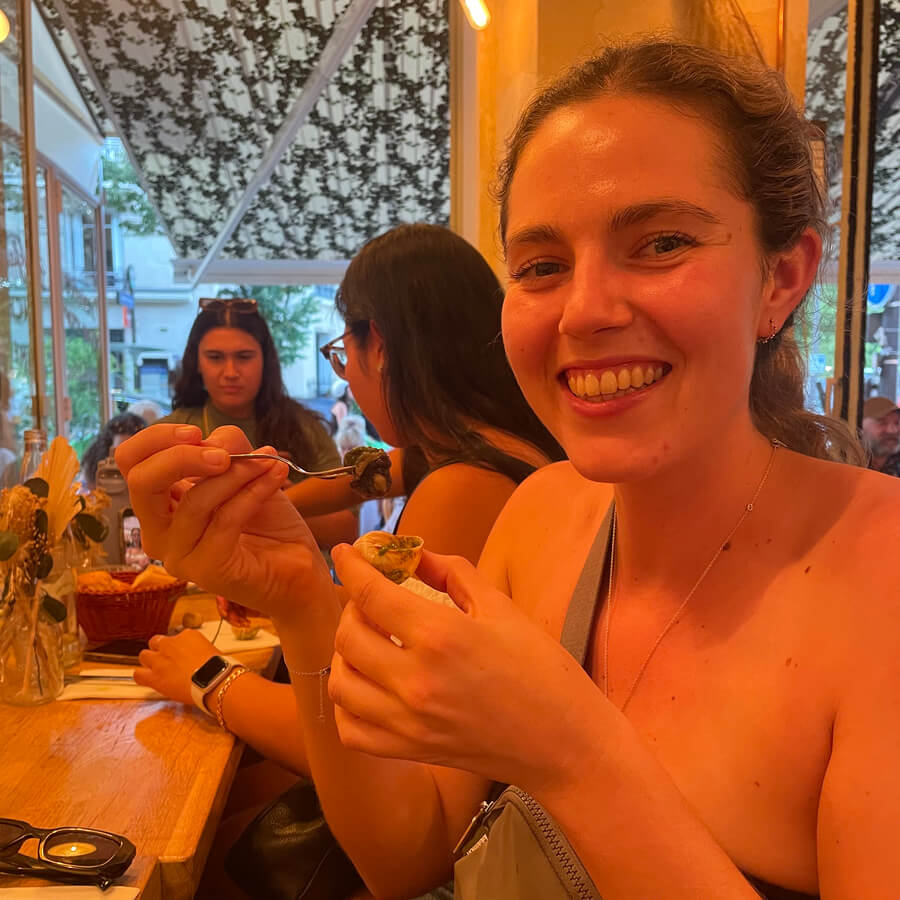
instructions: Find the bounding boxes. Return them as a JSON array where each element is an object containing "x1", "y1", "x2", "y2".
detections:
[
  {"x1": 160, "y1": 298, "x2": 357, "y2": 548},
  {"x1": 285, "y1": 226, "x2": 563, "y2": 545}
]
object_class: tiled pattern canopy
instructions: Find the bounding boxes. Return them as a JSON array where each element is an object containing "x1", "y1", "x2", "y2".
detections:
[{"x1": 37, "y1": 0, "x2": 450, "y2": 263}]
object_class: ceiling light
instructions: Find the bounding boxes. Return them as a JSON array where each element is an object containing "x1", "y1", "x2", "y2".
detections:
[{"x1": 459, "y1": 0, "x2": 490, "y2": 30}]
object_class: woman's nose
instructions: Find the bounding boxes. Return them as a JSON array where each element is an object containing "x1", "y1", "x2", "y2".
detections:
[{"x1": 558, "y1": 257, "x2": 633, "y2": 338}]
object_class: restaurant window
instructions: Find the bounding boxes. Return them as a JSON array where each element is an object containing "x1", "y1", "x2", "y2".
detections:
[
  {"x1": 0, "y1": 0, "x2": 40, "y2": 482},
  {"x1": 59, "y1": 181, "x2": 105, "y2": 454}
]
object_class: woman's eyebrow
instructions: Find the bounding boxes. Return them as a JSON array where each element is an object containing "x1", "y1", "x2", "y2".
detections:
[
  {"x1": 505, "y1": 223, "x2": 565, "y2": 251},
  {"x1": 609, "y1": 199, "x2": 723, "y2": 230}
]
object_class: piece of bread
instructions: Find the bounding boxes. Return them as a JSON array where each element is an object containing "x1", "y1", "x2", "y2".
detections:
[
  {"x1": 77, "y1": 571, "x2": 131, "y2": 592},
  {"x1": 132, "y1": 564, "x2": 177, "y2": 589}
]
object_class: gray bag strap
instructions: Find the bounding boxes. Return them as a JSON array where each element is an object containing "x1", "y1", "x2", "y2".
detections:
[{"x1": 558, "y1": 503, "x2": 615, "y2": 668}]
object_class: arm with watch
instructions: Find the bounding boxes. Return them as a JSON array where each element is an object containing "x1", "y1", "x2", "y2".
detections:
[{"x1": 135, "y1": 629, "x2": 310, "y2": 776}]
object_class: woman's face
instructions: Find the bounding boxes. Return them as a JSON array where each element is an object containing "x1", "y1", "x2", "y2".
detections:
[
  {"x1": 197, "y1": 327, "x2": 264, "y2": 418},
  {"x1": 501, "y1": 94, "x2": 775, "y2": 483},
  {"x1": 342, "y1": 330, "x2": 400, "y2": 446}
]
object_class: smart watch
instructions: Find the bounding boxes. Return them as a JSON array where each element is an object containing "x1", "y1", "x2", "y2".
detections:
[{"x1": 190, "y1": 654, "x2": 241, "y2": 718}]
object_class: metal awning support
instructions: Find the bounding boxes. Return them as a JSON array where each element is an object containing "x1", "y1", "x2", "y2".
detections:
[
  {"x1": 173, "y1": 257, "x2": 351, "y2": 286},
  {"x1": 189, "y1": 0, "x2": 380, "y2": 289}
]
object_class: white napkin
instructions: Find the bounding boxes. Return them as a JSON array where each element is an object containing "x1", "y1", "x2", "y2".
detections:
[
  {"x1": 401, "y1": 576, "x2": 457, "y2": 608},
  {"x1": 0, "y1": 886, "x2": 139, "y2": 898},
  {"x1": 199, "y1": 620, "x2": 280, "y2": 653},
  {"x1": 390, "y1": 577, "x2": 459, "y2": 646},
  {"x1": 57, "y1": 668, "x2": 163, "y2": 702}
]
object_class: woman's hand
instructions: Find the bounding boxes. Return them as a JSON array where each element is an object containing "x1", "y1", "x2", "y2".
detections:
[
  {"x1": 134, "y1": 629, "x2": 220, "y2": 706},
  {"x1": 328, "y1": 546, "x2": 598, "y2": 791},
  {"x1": 115, "y1": 424, "x2": 334, "y2": 620}
]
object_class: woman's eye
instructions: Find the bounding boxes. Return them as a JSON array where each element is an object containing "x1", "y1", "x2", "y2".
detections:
[
  {"x1": 509, "y1": 259, "x2": 565, "y2": 281},
  {"x1": 637, "y1": 232, "x2": 696, "y2": 258}
]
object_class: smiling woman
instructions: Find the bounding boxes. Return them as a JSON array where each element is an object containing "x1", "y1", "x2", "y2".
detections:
[{"x1": 117, "y1": 39, "x2": 900, "y2": 900}]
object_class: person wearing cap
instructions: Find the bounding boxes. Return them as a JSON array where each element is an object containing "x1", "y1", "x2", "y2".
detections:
[{"x1": 861, "y1": 396, "x2": 900, "y2": 475}]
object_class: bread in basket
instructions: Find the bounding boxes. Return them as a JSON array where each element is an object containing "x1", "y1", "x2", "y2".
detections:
[{"x1": 76, "y1": 566, "x2": 187, "y2": 642}]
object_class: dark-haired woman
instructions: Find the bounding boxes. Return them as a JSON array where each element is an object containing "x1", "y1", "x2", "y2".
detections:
[
  {"x1": 286, "y1": 223, "x2": 562, "y2": 558},
  {"x1": 161, "y1": 299, "x2": 355, "y2": 547}
]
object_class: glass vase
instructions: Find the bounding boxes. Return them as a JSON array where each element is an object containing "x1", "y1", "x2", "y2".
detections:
[
  {"x1": 43, "y1": 530, "x2": 83, "y2": 669},
  {"x1": 0, "y1": 578, "x2": 65, "y2": 706}
]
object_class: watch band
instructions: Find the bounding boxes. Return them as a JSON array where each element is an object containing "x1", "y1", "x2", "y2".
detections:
[{"x1": 190, "y1": 655, "x2": 242, "y2": 718}]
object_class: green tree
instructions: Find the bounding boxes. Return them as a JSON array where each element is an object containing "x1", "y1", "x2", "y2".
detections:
[
  {"x1": 100, "y1": 152, "x2": 161, "y2": 237},
  {"x1": 216, "y1": 285, "x2": 320, "y2": 366}
]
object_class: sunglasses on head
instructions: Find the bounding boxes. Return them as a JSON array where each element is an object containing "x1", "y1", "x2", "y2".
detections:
[
  {"x1": 198, "y1": 297, "x2": 258, "y2": 314},
  {"x1": 0, "y1": 818, "x2": 135, "y2": 890}
]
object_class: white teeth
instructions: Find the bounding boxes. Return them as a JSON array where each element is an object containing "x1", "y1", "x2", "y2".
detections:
[
  {"x1": 599, "y1": 371, "x2": 618, "y2": 394},
  {"x1": 567, "y1": 364, "x2": 667, "y2": 401}
]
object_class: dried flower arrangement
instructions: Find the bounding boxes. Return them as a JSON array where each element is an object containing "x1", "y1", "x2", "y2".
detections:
[{"x1": 0, "y1": 438, "x2": 107, "y2": 704}]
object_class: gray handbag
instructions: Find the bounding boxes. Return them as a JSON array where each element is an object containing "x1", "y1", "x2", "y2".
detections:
[{"x1": 452, "y1": 506, "x2": 613, "y2": 900}]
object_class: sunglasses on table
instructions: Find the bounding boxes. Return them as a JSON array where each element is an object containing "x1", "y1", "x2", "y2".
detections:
[
  {"x1": 0, "y1": 817, "x2": 135, "y2": 890},
  {"x1": 319, "y1": 329, "x2": 353, "y2": 379},
  {"x1": 198, "y1": 297, "x2": 259, "y2": 314}
]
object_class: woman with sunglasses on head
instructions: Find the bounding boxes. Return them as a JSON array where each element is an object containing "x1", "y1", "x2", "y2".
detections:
[{"x1": 160, "y1": 297, "x2": 356, "y2": 548}]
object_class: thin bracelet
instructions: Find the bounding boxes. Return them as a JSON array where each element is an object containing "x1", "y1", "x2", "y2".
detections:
[
  {"x1": 213, "y1": 666, "x2": 251, "y2": 730},
  {"x1": 289, "y1": 664, "x2": 332, "y2": 721}
]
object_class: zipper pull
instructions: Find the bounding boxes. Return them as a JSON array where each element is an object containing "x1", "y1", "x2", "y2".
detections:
[{"x1": 452, "y1": 798, "x2": 495, "y2": 857}]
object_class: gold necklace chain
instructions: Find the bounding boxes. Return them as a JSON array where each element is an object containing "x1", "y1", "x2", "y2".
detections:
[{"x1": 603, "y1": 440, "x2": 782, "y2": 713}]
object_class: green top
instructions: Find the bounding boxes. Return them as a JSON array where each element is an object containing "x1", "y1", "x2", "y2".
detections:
[{"x1": 160, "y1": 401, "x2": 340, "y2": 475}]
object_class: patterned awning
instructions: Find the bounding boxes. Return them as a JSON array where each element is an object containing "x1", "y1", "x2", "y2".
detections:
[{"x1": 37, "y1": 0, "x2": 450, "y2": 270}]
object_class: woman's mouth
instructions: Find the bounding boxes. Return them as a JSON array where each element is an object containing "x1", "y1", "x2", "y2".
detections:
[{"x1": 564, "y1": 362, "x2": 671, "y2": 402}]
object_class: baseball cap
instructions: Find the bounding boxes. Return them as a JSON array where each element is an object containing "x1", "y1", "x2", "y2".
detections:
[{"x1": 862, "y1": 396, "x2": 900, "y2": 420}]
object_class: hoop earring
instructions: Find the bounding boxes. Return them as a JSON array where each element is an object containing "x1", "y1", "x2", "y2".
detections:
[{"x1": 758, "y1": 319, "x2": 777, "y2": 345}]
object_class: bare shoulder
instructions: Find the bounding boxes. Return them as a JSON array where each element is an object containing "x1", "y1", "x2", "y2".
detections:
[
  {"x1": 491, "y1": 460, "x2": 612, "y2": 537},
  {"x1": 797, "y1": 454, "x2": 900, "y2": 553},
  {"x1": 786, "y1": 454, "x2": 900, "y2": 628},
  {"x1": 399, "y1": 463, "x2": 520, "y2": 565},
  {"x1": 479, "y1": 461, "x2": 613, "y2": 620}
]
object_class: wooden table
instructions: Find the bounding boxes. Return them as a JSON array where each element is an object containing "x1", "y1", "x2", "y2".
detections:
[{"x1": 0, "y1": 593, "x2": 280, "y2": 900}]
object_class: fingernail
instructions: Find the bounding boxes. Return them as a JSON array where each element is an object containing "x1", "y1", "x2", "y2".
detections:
[
  {"x1": 175, "y1": 426, "x2": 198, "y2": 440},
  {"x1": 202, "y1": 448, "x2": 228, "y2": 465}
]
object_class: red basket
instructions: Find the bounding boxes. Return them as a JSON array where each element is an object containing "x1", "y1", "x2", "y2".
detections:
[{"x1": 76, "y1": 570, "x2": 187, "y2": 643}]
